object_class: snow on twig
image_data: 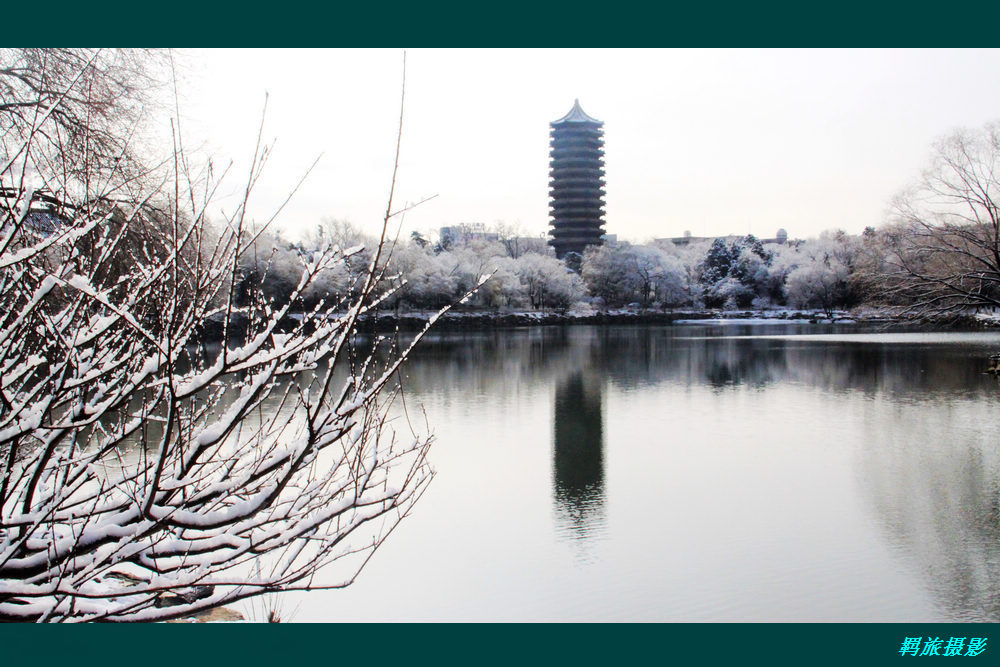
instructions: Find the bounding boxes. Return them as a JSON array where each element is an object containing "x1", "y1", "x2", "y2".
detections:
[{"x1": 1, "y1": 51, "x2": 433, "y2": 622}]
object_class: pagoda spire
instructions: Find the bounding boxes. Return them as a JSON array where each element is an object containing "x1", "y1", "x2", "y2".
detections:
[
  {"x1": 548, "y1": 100, "x2": 606, "y2": 259},
  {"x1": 551, "y1": 99, "x2": 603, "y2": 126}
]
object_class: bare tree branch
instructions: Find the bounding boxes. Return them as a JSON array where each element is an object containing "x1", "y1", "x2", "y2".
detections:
[
  {"x1": 869, "y1": 123, "x2": 1000, "y2": 321},
  {"x1": 1, "y1": 48, "x2": 438, "y2": 622}
]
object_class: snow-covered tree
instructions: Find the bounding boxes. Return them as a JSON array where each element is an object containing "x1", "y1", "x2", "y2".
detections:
[
  {"x1": 581, "y1": 244, "x2": 633, "y2": 306},
  {"x1": 877, "y1": 122, "x2": 1000, "y2": 319},
  {"x1": 782, "y1": 232, "x2": 858, "y2": 316},
  {"x1": 651, "y1": 254, "x2": 690, "y2": 308},
  {"x1": 0, "y1": 49, "x2": 452, "y2": 621},
  {"x1": 237, "y1": 233, "x2": 310, "y2": 307},
  {"x1": 0, "y1": 48, "x2": 166, "y2": 194},
  {"x1": 761, "y1": 242, "x2": 800, "y2": 305},
  {"x1": 395, "y1": 244, "x2": 461, "y2": 309},
  {"x1": 474, "y1": 255, "x2": 524, "y2": 309},
  {"x1": 665, "y1": 239, "x2": 711, "y2": 307},
  {"x1": 515, "y1": 252, "x2": 585, "y2": 310},
  {"x1": 582, "y1": 244, "x2": 691, "y2": 308},
  {"x1": 447, "y1": 240, "x2": 508, "y2": 298},
  {"x1": 624, "y1": 245, "x2": 688, "y2": 307},
  {"x1": 699, "y1": 235, "x2": 773, "y2": 309},
  {"x1": 300, "y1": 253, "x2": 353, "y2": 310},
  {"x1": 784, "y1": 256, "x2": 850, "y2": 315},
  {"x1": 700, "y1": 238, "x2": 734, "y2": 288}
]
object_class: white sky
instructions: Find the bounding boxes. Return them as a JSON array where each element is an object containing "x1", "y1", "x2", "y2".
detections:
[{"x1": 175, "y1": 48, "x2": 1000, "y2": 243}]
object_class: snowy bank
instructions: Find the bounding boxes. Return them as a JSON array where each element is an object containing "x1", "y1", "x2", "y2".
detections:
[
  {"x1": 195, "y1": 306, "x2": 986, "y2": 342},
  {"x1": 350, "y1": 307, "x2": 866, "y2": 332}
]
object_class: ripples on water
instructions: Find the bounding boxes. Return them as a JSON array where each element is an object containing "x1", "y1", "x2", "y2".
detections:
[{"x1": 281, "y1": 323, "x2": 1000, "y2": 622}]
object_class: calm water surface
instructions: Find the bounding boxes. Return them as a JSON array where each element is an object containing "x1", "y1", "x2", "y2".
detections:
[{"x1": 287, "y1": 322, "x2": 1000, "y2": 622}]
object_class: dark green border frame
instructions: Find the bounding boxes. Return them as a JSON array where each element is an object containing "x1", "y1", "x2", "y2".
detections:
[
  {"x1": 9, "y1": 0, "x2": 1000, "y2": 46},
  {"x1": 5, "y1": 623, "x2": 997, "y2": 666}
]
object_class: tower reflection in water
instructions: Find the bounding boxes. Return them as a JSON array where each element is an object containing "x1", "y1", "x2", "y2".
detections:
[{"x1": 552, "y1": 369, "x2": 607, "y2": 552}]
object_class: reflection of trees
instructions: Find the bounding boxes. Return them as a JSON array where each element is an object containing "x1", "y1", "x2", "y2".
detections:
[
  {"x1": 701, "y1": 339, "x2": 784, "y2": 390},
  {"x1": 396, "y1": 324, "x2": 1000, "y2": 422},
  {"x1": 398, "y1": 324, "x2": 1000, "y2": 411},
  {"x1": 553, "y1": 369, "x2": 606, "y2": 545},
  {"x1": 589, "y1": 326, "x2": 1000, "y2": 399},
  {"x1": 857, "y1": 406, "x2": 1000, "y2": 621},
  {"x1": 393, "y1": 324, "x2": 1000, "y2": 609},
  {"x1": 781, "y1": 343, "x2": 997, "y2": 398},
  {"x1": 582, "y1": 326, "x2": 789, "y2": 392}
]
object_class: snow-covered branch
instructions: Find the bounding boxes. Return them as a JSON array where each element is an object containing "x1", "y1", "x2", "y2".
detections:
[{"x1": 0, "y1": 49, "x2": 433, "y2": 622}]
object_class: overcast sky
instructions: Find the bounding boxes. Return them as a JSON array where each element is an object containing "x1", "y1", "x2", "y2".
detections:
[{"x1": 176, "y1": 49, "x2": 1000, "y2": 243}]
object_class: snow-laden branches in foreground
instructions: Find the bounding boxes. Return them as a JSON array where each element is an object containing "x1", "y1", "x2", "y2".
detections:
[{"x1": 0, "y1": 50, "x2": 449, "y2": 622}]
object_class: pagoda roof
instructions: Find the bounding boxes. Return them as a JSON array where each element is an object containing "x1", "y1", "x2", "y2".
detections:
[{"x1": 551, "y1": 99, "x2": 603, "y2": 126}]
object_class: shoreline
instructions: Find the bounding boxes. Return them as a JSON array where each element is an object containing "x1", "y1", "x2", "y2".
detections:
[
  {"x1": 353, "y1": 307, "x2": 891, "y2": 332},
  {"x1": 197, "y1": 307, "x2": 999, "y2": 342}
]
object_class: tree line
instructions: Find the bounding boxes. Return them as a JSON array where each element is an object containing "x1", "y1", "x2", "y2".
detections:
[
  {"x1": 244, "y1": 115, "x2": 1000, "y2": 325},
  {"x1": 243, "y1": 222, "x2": 875, "y2": 318}
]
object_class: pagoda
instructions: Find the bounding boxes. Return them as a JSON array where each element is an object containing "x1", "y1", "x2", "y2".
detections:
[{"x1": 548, "y1": 99, "x2": 606, "y2": 259}]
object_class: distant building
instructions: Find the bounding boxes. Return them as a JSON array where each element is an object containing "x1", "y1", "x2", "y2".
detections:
[
  {"x1": 759, "y1": 228, "x2": 789, "y2": 245},
  {"x1": 439, "y1": 223, "x2": 499, "y2": 247},
  {"x1": 549, "y1": 100, "x2": 606, "y2": 259},
  {"x1": 657, "y1": 229, "x2": 790, "y2": 246},
  {"x1": 502, "y1": 235, "x2": 551, "y2": 258},
  {"x1": 658, "y1": 234, "x2": 737, "y2": 247}
]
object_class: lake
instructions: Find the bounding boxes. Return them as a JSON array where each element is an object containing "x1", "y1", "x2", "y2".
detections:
[{"x1": 283, "y1": 322, "x2": 1000, "y2": 622}]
